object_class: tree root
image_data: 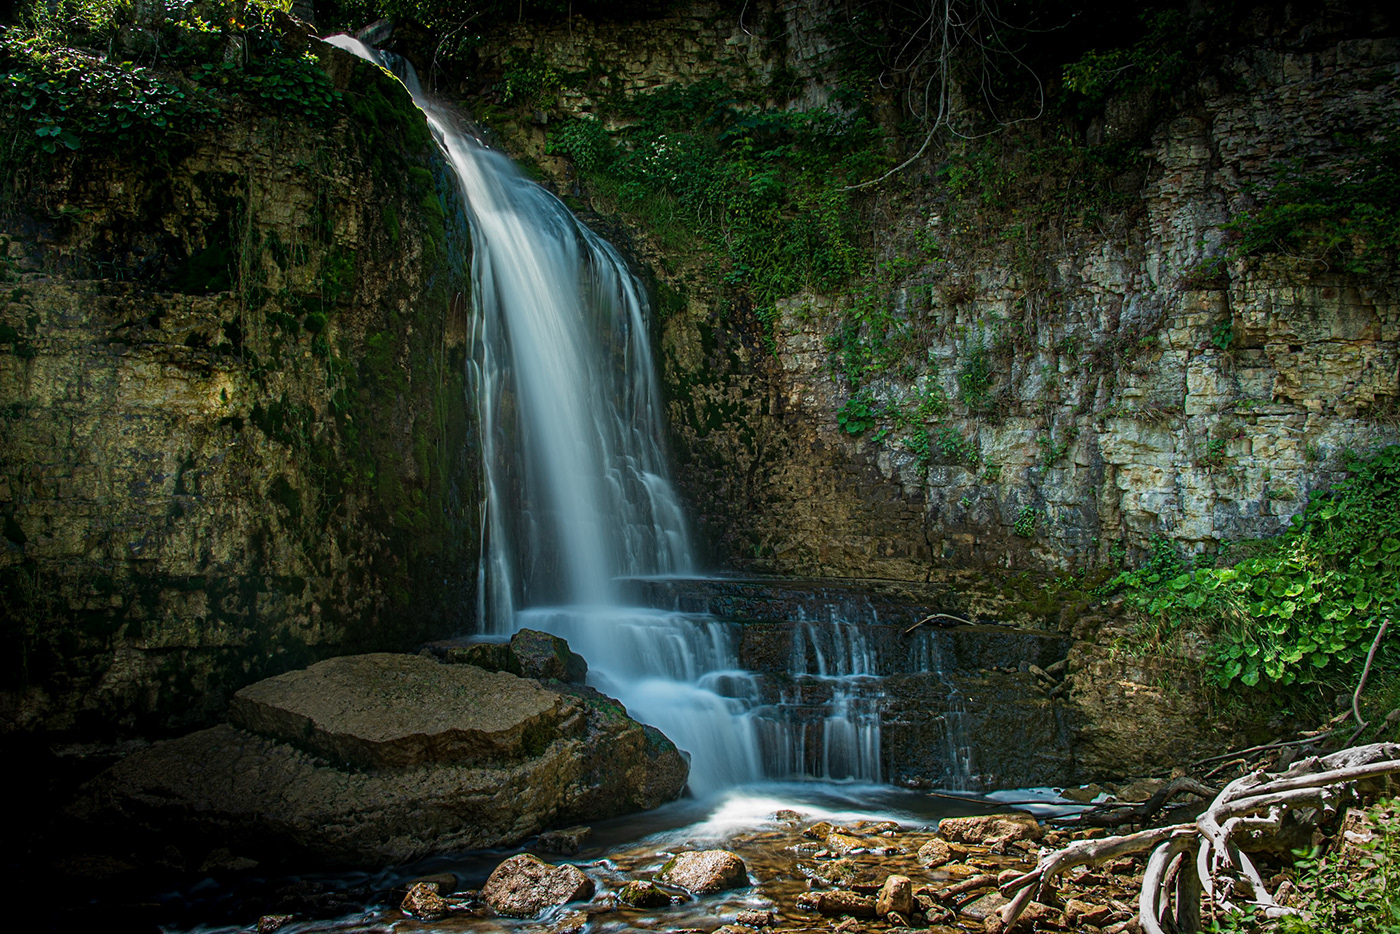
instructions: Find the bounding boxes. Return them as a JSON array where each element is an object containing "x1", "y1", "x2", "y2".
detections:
[{"x1": 999, "y1": 743, "x2": 1400, "y2": 933}]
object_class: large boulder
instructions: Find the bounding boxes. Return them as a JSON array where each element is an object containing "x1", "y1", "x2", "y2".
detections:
[
  {"x1": 228, "y1": 653, "x2": 565, "y2": 769},
  {"x1": 74, "y1": 653, "x2": 687, "y2": 867},
  {"x1": 657, "y1": 850, "x2": 748, "y2": 894},
  {"x1": 482, "y1": 854, "x2": 595, "y2": 917}
]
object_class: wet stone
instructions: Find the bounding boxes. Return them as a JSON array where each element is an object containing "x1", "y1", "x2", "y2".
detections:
[
  {"x1": 735, "y1": 908, "x2": 777, "y2": 926},
  {"x1": 960, "y1": 890, "x2": 1009, "y2": 921},
  {"x1": 482, "y1": 854, "x2": 595, "y2": 917},
  {"x1": 937, "y1": 813, "x2": 1043, "y2": 846},
  {"x1": 658, "y1": 849, "x2": 748, "y2": 894},
  {"x1": 618, "y1": 879, "x2": 672, "y2": 908},
  {"x1": 538, "y1": 825, "x2": 592, "y2": 855},
  {"x1": 401, "y1": 882, "x2": 448, "y2": 920}
]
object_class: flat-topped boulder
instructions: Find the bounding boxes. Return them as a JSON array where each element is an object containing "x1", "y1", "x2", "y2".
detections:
[
  {"x1": 75, "y1": 652, "x2": 688, "y2": 868},
  {"x1": 229, "y1": 653, "x2": 563, "y2": 769}
]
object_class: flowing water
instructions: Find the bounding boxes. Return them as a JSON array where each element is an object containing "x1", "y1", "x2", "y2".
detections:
[{"x1": 323, "y1": 35, "x2": 953, "y2": 795}]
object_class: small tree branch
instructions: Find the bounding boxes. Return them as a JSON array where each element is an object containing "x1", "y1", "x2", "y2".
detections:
[{"x1": 1348, "y1": 619, "x2": 1391, "y2": 744}]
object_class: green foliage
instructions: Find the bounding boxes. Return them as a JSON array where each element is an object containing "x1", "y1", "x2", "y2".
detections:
[
  {"x1": 0, "y1": 27, "x2": 218, "y2": 155},
  {"x1": 1228, "y1": 132, "x2": 1400, "y2": 275},
  {"x1": 935, "y1": 426, "x2": 979, "y2": 467},
  {"x1": 957, "y1": 337, "x2": 994, "y2": 411},
  {"x1": 193, "y1": 51, "x2": 339, "y2": 121},
  {"x1": 496, "y1": 48, "x2": 561, "y2": 109},
  {"x1": 837, "y1": 388, "x2": 881, "y2": 435},
  {"x1": 549, "y1": 78, "x2": 887, "y2": 326},
  {"x1": 0, "y1": 0, "x2": 343, "y2": 166},
  {"x1": 547, "y1": 116, "x2": 614, "y2": 171},
  {"x1": 1269, "y1": 801, "x2": 1400, "y2": 934},
  {"x1": 1013, "y1": 504, "x2": 1038, "y2": 538},
  {"x1": 1109, "y1": 445, "x2": 1400, "y2": 691},
  {"x1": 1062, "y1": 10, "x2": 1188, "y2": 107}
]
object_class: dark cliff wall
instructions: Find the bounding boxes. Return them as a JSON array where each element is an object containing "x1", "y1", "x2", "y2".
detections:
[{"x1": 0, "y1": 42, "x2": 478, "y2": 736}]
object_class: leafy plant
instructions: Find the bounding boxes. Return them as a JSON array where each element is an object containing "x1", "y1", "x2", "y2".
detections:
[
  {"x1": 496, "y1": 48, "x2": 561, "y2": 109},
  {"x1": 1062, "y1": 9, "x2": 1188, "y2": 107},
  {"x1": 0, "y1": 27, "x2": 219, "y2": 155},
  {"x1": 1109, "y1": 445, "x2": 1400, "y2": 690},
  {"x1": 1013, "y1": 504, "x2": 1037, "y2": 538},
  {"x1": 545, "y1": 78, "x2": 887, "y2": 330},
  {"x1": 837, "y1": 389, "x2": 881, "y2": 435},
  {"x1": 957, "y1": 336, "x2": 994, "y2": 412},
  {"x1": 1272, "y1": 801, "x2": 1400, "y2": 934}
]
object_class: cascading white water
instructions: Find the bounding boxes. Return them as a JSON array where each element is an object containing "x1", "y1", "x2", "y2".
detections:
[{"x1": 329, "y1": 37, "x2": 893, "y2": 795}]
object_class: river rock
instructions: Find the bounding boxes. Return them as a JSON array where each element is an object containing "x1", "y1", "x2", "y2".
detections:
[
  {"x1": 618, "y1": 879, "x2": 673, "y2": 908},
  {"x1": 538, "y1": 825, "x2": 592, "y2": 854},
  {"x1": 658, "y1": 850, "x2": 748, "y2": 893},
  {"x1": 814, "y1": 891, "x2": 877, "y2": 917},
  {"x1": 74, "y1": 654, "x2": 688, "y2": 867},
  {"x1": 937, "y1": 813, "x2": 1043, "y2": 845},
  {"x1": 736, "y1": 909, "x2": 776, "y2": 926},
  {"x1": 876, "y1": 875, "x2": 913, "y2": 917},
  {"x1": 483, "y1": 854, "x2": 595, "y2": 917},
  {"x1": 826, "y1": 832, "x2": 870, "y2": 854},
  {"x1": 401, "y1": 882, "x2": 448, "y2": 920},
  {"x1": 917, "y1": 838, "x2": 952, "y2": 865},
  {"x1": 960, "y1": 890, "x2": 1008, "y2": 921}
]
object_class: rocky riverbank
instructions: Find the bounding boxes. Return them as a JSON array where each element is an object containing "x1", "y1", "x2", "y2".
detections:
[{"x1": 273, "y1": 808, "x2": 1156, "y2": 934}]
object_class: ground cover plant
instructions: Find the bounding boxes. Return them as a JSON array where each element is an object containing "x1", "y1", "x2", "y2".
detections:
[{"x1": 1107, "y1": 445, "x2": 1400, "y2": 708}]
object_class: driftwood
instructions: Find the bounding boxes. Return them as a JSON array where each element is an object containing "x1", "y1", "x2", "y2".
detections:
[{"x1": 999, "y1": 742, "x2": 1400, "y2": 933}]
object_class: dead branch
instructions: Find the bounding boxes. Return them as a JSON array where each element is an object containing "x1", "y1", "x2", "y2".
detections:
[
  {"x1": 1348, "y1": 619, "x2": 1391, "y2": 744},
  {"x1": 903, "y1": 613, "x2": 975, "y2": 634},
  {"x1": 998, "y1": 824, "x2": 1193, "y2": 928},
  {"x1": 1001, "y1": 743, "x2": 1400, "y2": 932}
]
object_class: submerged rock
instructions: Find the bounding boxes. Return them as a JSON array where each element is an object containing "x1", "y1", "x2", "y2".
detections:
[
  {"x1": 482, "y1": 854, "x2": 595, "y2": 917},
  {"x1": 538, "y1": 825, "x2": 592, "y2": 855},
  {"x1": 618, "y1": 879, "x2": 673, "y2": 908},
  {"x1": 75, "y1": 653, "x2": 687, "y2": 867},
  {"x1": 658, "y1": 850, "x2": 749, "y2": 894}
]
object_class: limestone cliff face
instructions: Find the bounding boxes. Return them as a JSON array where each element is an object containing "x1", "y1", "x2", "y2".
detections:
[
  {"x1": 0, "y1": 43, "x2": 477, "y2": 736},
  {"x1": 465, "y1": 3, "x2": 1399, "y2": 581}
]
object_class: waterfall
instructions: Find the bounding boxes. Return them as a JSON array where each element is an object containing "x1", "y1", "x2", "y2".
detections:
[{"x1": 328, "y1": 37, "x2": 889, "y2": 795}]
